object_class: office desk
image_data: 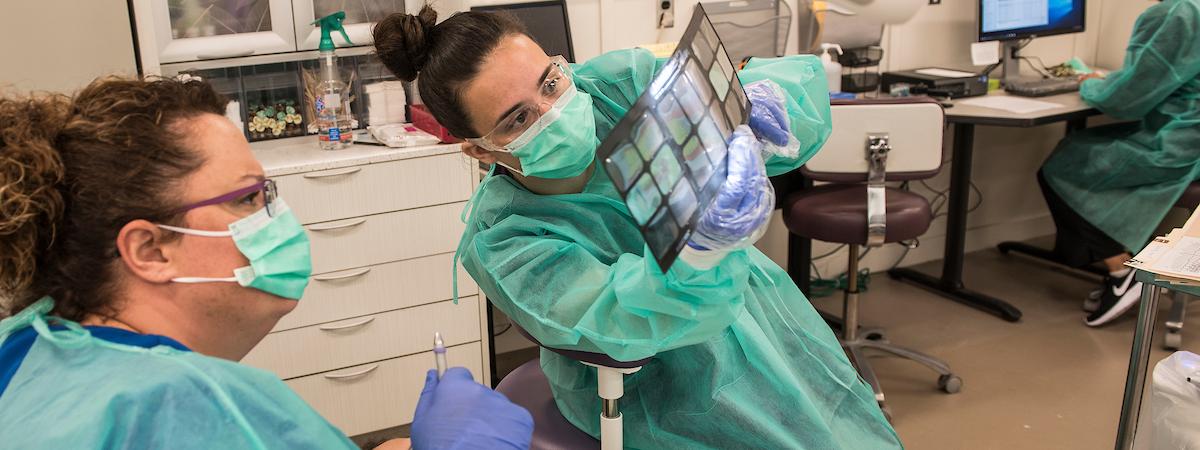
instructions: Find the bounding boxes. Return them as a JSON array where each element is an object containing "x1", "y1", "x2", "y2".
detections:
[{"x1": 887, "y1": 91, "x2": 1104, "y2": 322}]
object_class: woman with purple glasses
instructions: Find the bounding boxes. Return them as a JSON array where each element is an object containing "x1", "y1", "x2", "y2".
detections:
[{"x1": 0, "y1": 77, "x2": 531, "y2": 449}]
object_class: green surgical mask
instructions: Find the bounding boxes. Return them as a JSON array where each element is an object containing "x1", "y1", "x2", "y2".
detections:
[
  {"x1": 158, "y1": 198, "x2": 312, "y2": 300},
  {"x1": 502, "y1": 88, "x2": 600, "y2": 179}
]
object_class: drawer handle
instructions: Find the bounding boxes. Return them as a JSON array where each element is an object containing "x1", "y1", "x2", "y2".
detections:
[
  {"x1": 303, "y1": 167, "x2": 362, "y2": 179},
  {"x1": 307, "y1": 218, "x2": 367, "y2": 232},
  {"x1": 313, "y1": 267, "x2": 372, "y2": 282},
  {"x1": 323, "y1": 364, "x2": 380, "y2": 380},
  {"x1": 318, "y1": 316, "x2": 376, "y2": 331}
]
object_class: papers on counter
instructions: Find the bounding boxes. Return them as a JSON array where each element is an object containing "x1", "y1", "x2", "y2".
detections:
[
  {"x1": 958, "y1": 96, "x2": 1062, "y2": 114},
  {"x1": 914, "y1": 68, "x2": 978, "y2": 78},
  {"x1": 1127, "y1": 208, "x2": 1200, "y2": 285}
]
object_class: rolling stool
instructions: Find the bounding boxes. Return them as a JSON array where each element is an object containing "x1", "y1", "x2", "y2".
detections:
[
  {"x1": 999, "y1": 180, "x2": 1200, "y2": 349},
  {"x1": 783, "y1": 98, "x2": 961, "y2": 418},
  {"x1": 495, "y1": 328, "x2": 651, "y2": 450}
]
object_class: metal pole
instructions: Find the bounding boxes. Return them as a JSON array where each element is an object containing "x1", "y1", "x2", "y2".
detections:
[
  {"x1": 1115, "y1": 281, "x2": 1161, "y2": 450},
  {"x1": 844, "y1": 245, "x2": 860, "y2": 341}
]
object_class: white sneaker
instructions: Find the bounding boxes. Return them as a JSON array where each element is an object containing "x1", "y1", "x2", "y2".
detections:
[{"x1": 1085, "y1": 271, "x2": 1142, "y2": 327}]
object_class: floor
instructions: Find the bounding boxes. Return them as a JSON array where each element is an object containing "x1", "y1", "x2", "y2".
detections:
[{"x1": 489, "y1": 246, "x2": 1194, "y2": 450}]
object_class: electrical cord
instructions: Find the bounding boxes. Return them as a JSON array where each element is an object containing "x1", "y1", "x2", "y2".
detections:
[
  {"x1": 492, "y1": 322, "x2": 513, "y2": 337},
  {"x1": 1018, "y1": 57, "x2": 1053, "y2": 78}
]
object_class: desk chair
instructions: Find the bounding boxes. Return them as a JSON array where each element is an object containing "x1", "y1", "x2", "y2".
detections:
[
  {"x1": 999, "y1": 181, "x2": 1200, "y2": 349},
  {"x1": 782, "y1": 98, "x2": 961, "y2": 417},
  {"x1": 495, "y1": 327, "x2": 650, "y2": 450}
]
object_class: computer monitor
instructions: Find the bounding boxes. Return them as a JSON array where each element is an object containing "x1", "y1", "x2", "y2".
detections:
[
  {"x1": 978, "y1": 0, "x2": 1085, "y2": 82},
  {"x1": 471, "y1": 1, "x2": 575, "y2": 62},
  {"x1": 978, "y1": 0, "x2": 1085, "y2": 42}
]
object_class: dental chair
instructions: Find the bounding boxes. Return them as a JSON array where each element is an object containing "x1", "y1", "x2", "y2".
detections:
[
  {"x1": 495, "y1": 327, "x2": 650, "y2": 450},
  {"x1": 782, "y1": 97, "x2": 961, "y2": 418},
  {"x1": 998, "y1": 180, "x2": 1200, "y2": 349}
]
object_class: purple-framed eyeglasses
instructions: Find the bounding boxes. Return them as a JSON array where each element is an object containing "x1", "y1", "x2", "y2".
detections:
[{"x1": 174, "y1": 179, "x2": 278, "y2": 217}]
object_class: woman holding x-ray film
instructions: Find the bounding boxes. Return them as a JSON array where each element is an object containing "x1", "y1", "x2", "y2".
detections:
[{"x1": 373, "y1": 3, "x2": 901, "y2": 448}]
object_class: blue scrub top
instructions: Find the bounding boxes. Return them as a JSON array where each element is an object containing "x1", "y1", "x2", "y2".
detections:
[{"x1": 0, "y1": 325, "x2": 190, "y2": 398}]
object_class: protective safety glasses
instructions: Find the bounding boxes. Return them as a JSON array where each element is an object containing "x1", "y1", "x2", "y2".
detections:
[
  {"x1": 467, "y1": 55, "x2": 574, "y2": 152},
  {"x1": 173, "y1": 179, "x2": 279, "y2": 218}
]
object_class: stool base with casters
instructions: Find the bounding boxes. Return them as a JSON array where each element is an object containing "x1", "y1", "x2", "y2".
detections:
[{"x1": 839, "y1": 245, "x2": 962, "y2": 420}]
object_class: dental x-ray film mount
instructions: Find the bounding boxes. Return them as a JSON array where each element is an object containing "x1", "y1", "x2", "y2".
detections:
[{"x1": 596, "y1": 4, "x2": 750, "y2": 271}]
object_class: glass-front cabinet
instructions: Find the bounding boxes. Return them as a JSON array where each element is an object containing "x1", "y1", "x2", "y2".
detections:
[
  {"x1": 135, "y1": 0, "x2": 403, "y2": 65},
  {"x1": 293, "y1": 0, "x2": 405, "y2": 50},
  {"x1": 149, "y1": 0, "x2": 297, "y2": 63}
]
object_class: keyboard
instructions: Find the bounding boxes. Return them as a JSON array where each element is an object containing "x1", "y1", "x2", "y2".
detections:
[{"x1": 1005, "y1": 78, "x2": 1081, "y2": 97}]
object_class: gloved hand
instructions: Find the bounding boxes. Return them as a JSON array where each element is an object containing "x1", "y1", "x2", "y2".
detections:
[
  {"x1": 745, "y1": 80, "x2": 801, "y2": 159},
  {"x1": 411, "y1": 367, "x2": 533, "y2": 450},
  {"x1": 684, "y1": 125, "x2": 776, "y2": 269}
]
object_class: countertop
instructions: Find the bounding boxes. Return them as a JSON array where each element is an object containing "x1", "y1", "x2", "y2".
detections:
[{"x1": 250, "y1": 133, "x2": 462, "y2": 177}]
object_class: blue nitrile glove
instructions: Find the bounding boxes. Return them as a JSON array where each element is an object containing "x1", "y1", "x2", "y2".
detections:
[
  {"x1": 744, "y1": 80, "x2": 801, "y2": 159},
  {"x1": 684, "y1": 125, "x2": 776, "y2": 269},
  {"x1": 411, "y1": 367, "x2": 533, "y2": 450}
]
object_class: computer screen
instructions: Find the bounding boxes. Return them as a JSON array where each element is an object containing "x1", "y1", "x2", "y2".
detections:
[
  {"x1": 471, "y1": 1, "x2": 575, "y2": 62},
  {"x1": 978, "y1": 0, "x2": 1085, "y2": 42}
]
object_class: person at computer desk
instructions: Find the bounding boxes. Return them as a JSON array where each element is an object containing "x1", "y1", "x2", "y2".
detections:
[{"x1": 1039, "y1": 0, "x2": 1200, "y2": 327}]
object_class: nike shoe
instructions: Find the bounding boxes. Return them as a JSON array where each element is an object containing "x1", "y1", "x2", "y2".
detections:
[
  {"x1": 1083, "y1": 289, "x2": 1102, "y2": 313},
  {"x1": 1085, "y1": 270, "x2": 1143, "y2": 327}
]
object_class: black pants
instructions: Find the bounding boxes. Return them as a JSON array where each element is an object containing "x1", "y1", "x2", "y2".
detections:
[{"x1": 1038, "y1": 170, "x2": 1127, "y2": 268}]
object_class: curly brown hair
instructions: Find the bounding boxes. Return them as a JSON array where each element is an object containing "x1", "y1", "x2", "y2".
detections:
[{"x1": 0, "y1": 76, "x2": 228, "y2": 320}]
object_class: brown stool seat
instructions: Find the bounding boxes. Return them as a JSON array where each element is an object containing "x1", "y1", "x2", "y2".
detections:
[
  {"x1": 1176, "y1": 181, "x2": 1200, "y2": 210},
  {"x1": 784, "y1": 185, "x2": 931, "y2": 245}
]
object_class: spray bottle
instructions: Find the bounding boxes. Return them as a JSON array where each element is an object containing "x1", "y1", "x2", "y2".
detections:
[
  {"x1": 313, "y1": 12, "x2": 354, "y2": 150},
  {"x1": 819, "y1": 43, "x2": 844, "y2": 93}
]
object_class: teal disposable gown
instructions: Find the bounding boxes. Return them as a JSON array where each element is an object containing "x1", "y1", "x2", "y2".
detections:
[
  {"x1": 0, "y1": 298, "x2": 358, "y2": 449},
  {"x1": 1042, "y1": 0, "x2": 1200, "y2": 252},
  {"x1": 458, "y1": 49, "x2": 901, "y2": 449}
]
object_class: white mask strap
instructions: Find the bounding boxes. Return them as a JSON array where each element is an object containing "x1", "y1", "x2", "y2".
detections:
[
  {"x1": 171, "y1": 276, "x2": 238, "y2": 283},
  {"x1": 157, "y1": 224, "x2": 234, "y2": 238}
]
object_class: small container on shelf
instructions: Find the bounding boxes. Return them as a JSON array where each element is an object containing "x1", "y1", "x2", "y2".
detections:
[{"x1": 242, "y1": 62, "x2": 307, "y2": 141}]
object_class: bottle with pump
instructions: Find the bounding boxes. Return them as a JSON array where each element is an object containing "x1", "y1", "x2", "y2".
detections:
[
  {"x1": 820, "y1": 43, "x2": 844, "y2": 93},
  {"x1": 313, "y1": 11, "x2": 354, "y2": 150}
]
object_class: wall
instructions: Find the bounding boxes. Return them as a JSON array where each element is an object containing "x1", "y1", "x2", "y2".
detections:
[{"x1": 0, "y1": 0, "x2": 137, "y2": 93}]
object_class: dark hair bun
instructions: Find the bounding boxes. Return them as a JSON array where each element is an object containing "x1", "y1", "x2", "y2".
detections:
[{"x1": 374, "y1": 5, "x2": 439, "y2": 82}]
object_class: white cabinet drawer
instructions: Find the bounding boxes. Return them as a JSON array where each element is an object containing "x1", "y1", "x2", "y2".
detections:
[
  {"x1": 307, "y1": 202, "x2": 465, "y2": 275},
  {"x1": 277, "y1": 154, "x2": 473, "y2": 225},
  {"x1": 243, "y1": 296, "x2": 481, "y2": 379},
  {"x1": 288, "y1": 342, "x2": 483, "y2": 437},
  {"x1": 277, "y1": 253, "x2": 477, "y2": 332}
]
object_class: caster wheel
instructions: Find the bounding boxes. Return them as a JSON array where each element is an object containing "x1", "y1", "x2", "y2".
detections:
[
  {"x1": 939, "y1": 374, "x2": 963, "y2": 394},
  {"x1": 1165, "y1": 332, "x2": 1182, "y2": 351}
]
